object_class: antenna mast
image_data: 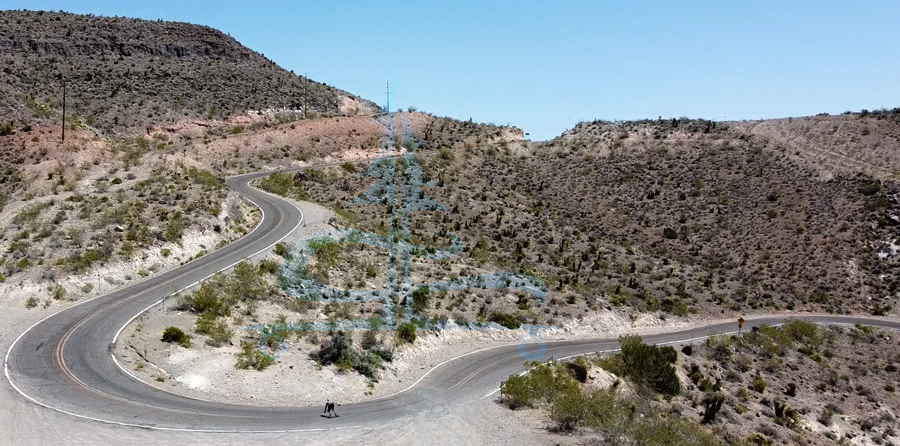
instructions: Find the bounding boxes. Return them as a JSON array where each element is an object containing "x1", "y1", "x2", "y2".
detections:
[{"x1": 385, "y1": 80, "x2": 390, "y2": 113}]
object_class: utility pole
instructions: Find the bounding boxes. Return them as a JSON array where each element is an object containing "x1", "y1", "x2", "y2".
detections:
[
  {"x1": 303, "y1": 72, "x2": 308, "y2": 119},
  {"x1": 61, "y1": 77, "x2": 66, "y2": 143},
  {"x1": 385, "y1": 80, "x2": 390, "y2": 114}
]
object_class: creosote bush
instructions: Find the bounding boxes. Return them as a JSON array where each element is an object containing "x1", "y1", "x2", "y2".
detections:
[
  {"x1": 310, "y1": 331, "x2": 391, "y2": 378},
  {"x1": 596, "y1": 335, "x2": 681, "y2": 396},
  {"x1": 195, "y1": 313, "x2": 232, "y2": 346},
  {"x1": 397, "y1": 322, "x2": 417, "y2": 344},
  {"x1": 500, "y1": 359, "x2": 721, "y2": 443},
  {"x1": 161, "y1": 326, "x2": 191, "y2": 348},
  {"x1": 489, "y1": 311, "x2": 521, "y2": 329},
  {"x1": 236, "y1": 341, "x2": 274, "y2": 371}
]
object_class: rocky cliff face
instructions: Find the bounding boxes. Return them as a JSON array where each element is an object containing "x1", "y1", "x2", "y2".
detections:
[{"x1": 0, "y1": 10, "x2": 378, "y2": 131}]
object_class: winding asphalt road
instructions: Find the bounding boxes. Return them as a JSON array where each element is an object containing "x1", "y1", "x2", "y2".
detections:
[{"x1": 5, "y1": 168, "x2": 900, "y2": 432}]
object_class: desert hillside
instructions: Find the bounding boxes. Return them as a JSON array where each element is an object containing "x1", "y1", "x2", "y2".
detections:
[
  {"x1": 0, "y1": 10, "x2": 899, "y2": 446},
  {"x1": 0, "y1": 9, "x2": 378, "y2": 133}
]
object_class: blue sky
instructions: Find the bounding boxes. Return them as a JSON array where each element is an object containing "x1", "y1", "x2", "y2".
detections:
[{"x1": 7, "y1": 1, "x2": 899, "y2": 140}]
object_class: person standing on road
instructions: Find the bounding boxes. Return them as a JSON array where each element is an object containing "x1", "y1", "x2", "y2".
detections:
[{"x1": 324, "y1": 399, "x2": 341, "y2": 417}]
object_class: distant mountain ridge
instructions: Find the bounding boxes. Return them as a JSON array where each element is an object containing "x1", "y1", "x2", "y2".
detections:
[{"x1": 0, "y1": 9, "x2": 378, "y2": 131}]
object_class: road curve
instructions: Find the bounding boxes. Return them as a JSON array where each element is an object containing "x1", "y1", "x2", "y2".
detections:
[{"x1": 6, "y1": 170, "x2": 900, "y2": 432}]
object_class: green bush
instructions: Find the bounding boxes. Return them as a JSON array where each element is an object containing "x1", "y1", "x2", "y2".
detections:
[
  {"x1": 501, "y1": 374, "x2": 539, "y2": 409},
  {"x1": 502, "y1": 359, "x2": 722, "y2": 440},
  {"x1": 164, "y1": 211, "x2": 184, "y2": 243},
  {"x1": 746, "y1": 433, "x2": 773, "y2": 446},
  {"x1": 411, "y1": 285, "x2": 431, "y2": 314},
  {"x1": 231, "y1": 261, "x2": 264, "y2": 301},
  {"x1": 398, "y1": 322, "x2": 417, "y2": 344},
  {"x1": 0, "y1": 122, "x2": 14, "y2": 136},
  {"x1": 161, "y1": 326, "x2": 191, "y2": 347},
  {"x1": 751, "y1": 375, "x2": 767, "y2": 393},
  {"x1": 611, "y1": 335, "x2": 681, "y2": 396},
  {"x1": 489, "y1": 312, "x2": 521, "y2": 329},
  {"x1": 310, "y1": 331, "x2": 391, "y2": 378},
  {"x1": 501, "y1": 361, "x2": 578, "y2": 409},
  {"x1": 48, "y1": 284, "x2": 67, "y2": 300},
  {"x1": 259, "y1": 172, "x2": 309, "y2": 200},
  {"x1": 180, "y1": 281, "x2": 232, "y2": 317},
  {"x1": 195, "y1": 313, "x2": 232, "y2": 346},
  {"x1": 258, "y1": 259, "x2": 279, "y2": 275},
  {"x1": 236, "y1": 341, "x2": 273, "y2": 371},
  {"x1": 25, "y1": 296, "x2": 38, "y2": 309},
  {"x1": 68, "y1": 249, "x2": 105, "y2": 273}
]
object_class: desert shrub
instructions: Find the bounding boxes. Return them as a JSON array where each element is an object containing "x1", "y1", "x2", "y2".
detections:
[
  {"x1": 595, "y1": 353, "x2": 627, "y2": 377},
  {"x1": 502, "y1": 360, "x2": 714, "y2": 437},
  {"x1": 500, "y1": 361, "x2": 581, "y2": 411},
  {"x1": 615, "y1": 335, "x2": 681, "y2": 396},
  {"x1": 489, "y1": 311, "x2": 521, "y2": 329},
  {"x1": 361, "y1": 330, "x2": 378, "y2": 350},
  {"x1": 781, "y1": 319, "x2": 820, "y2": 346},
  {"x1": 746, "y1": 433, "x2": 773, "y2": 446},
  {"x1": 25, "y1": 296, "x2": 38, "y2": 308},
  {"x1": 259, "y1": 172, "x2": 294, "y2": 197},
  {"x1": 397, "y1": 322, "x2": 417, "y2": 344},
  {"x1": 273, "y1": 242, "x2": 289, "y2": 257},
  {"x1": 370, "y1": 347, "x2": 393, "y2": 362},
  {"x1": 500, "y1": 373, "x2": 539, "y2": 409},
  {"x1": 164, "y1": 211, "x2": 184, "y2": 243},
  {"x1": 258, "y1": 259, "x2": 279, "y2": 275},
  {"x1": 161, "y1": 326, "x2": 191, "y2": 347},
  {"x1": 231, "y1": 261, "x2": 264, "y2": 301},
  {"x1": 48, "y1": 284, "x2": 67, "y2": 300},
  {"x1": 701, "y1": 392, "x2": 725, "y2": 424},
  {"x1": 786, "y1": 382, "x2": 797, "y2": 397},
  {"x1": 66, "y1": 249, "x2": 105, "y2": 273},
  {"x1": 411, "y1": 285, "x2": 431, "y2": 314},
  {"x1": 236, "y1": 341, "x2": 273, "y2": 371},
  {"x1": 186, "y1": 167, "x2": 222, "y2": 190},
  {"x1": 549, "y1": 383, "x2": 602, "y2": 431},
  {"x1": 179, "y1": 281, "x2": 232, "y2": 316},
  {"x1": 310, "y1": 331, "x2": 390, "y2": 378},
  {"x1": 195, "y1": 313, "x2": 232, "y2": 346},
  {"x1": 751, "y1": 375, "x2": 767, "y2": 393},
  {"x1": 704, "y1": 335, "x2": 736, "y2": 363}
]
